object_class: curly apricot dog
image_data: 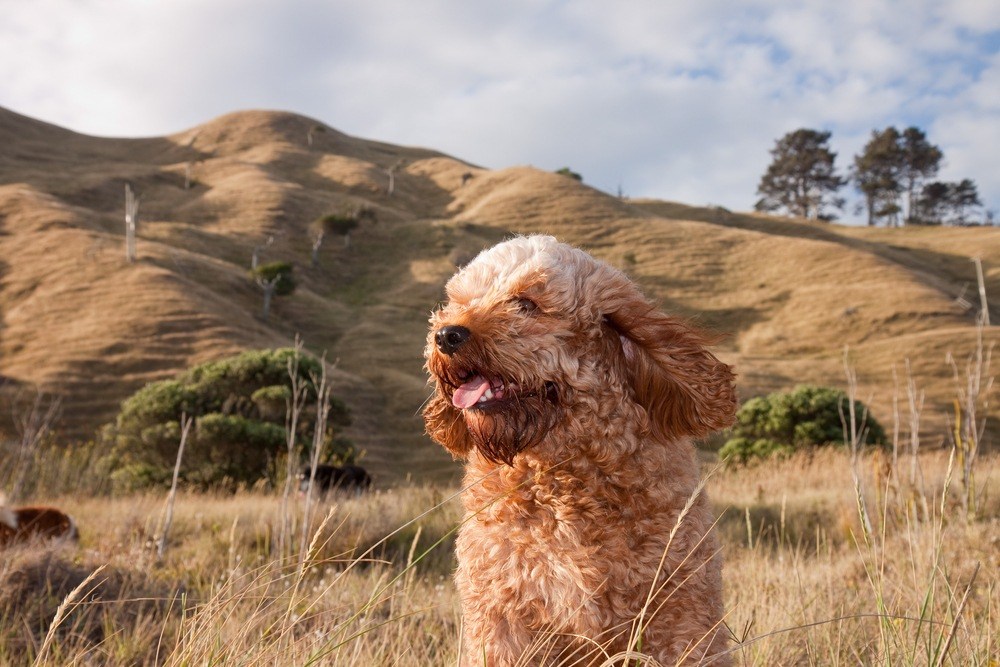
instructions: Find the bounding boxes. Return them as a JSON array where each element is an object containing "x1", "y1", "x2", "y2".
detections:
[{"x1": 424, "y1": 236, "x2": 737, "y2": 665}]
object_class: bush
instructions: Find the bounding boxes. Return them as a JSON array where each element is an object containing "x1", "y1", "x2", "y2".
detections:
[
  {"x1": 720, "y1": 385, "x2": 885, "y2": 464},
  {"x1": 104, "y1": 348, "x2": 350, "y2": 491},
  {"x1": 718, "y1": 437, "x2": 795, "y2": 465},
  {"x1": 318, "y1": 213, "x2": 360, "y2": 237},
  {"x1": 555, "y1": 167, "x2": 583, "y2": 182},
  {"x1": 251, "y1": 261, "x2": 296, "y2": 295}
]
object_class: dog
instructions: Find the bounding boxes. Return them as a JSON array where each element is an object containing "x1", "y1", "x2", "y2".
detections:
[
  {"x1": 297, "y1": 464, "x2": 372, "y2": 494},
  {"x1": 424, "y1": 236, "x2": 737, "y2": 665},
  {"x1": 0, "y1": 496, "x2": 79, "y2": 547}
]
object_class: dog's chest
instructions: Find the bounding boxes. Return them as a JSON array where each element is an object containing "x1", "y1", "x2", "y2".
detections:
[{"x1": 457, "y1": 474, "x2": 629, "y2": 626}]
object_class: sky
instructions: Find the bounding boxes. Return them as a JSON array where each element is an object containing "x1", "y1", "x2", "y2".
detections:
[{"x1": 3, "y1": 0, "x2": 998, "y2": 224}]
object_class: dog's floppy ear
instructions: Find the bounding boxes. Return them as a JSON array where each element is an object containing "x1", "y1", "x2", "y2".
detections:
[
  {"x1": 595, "y1": 268, "x2": 737, "y2": 441},
  {"x1": 423, "y1": 388, "x2": 476, "y2": 459}
]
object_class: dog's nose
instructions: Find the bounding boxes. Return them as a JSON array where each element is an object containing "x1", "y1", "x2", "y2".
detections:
[{"x1": 435, "y1": 325, "x2": 471, "y2": 355}]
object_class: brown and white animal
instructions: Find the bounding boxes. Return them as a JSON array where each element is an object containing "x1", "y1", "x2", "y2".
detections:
[
  {"x1": 424, "y1": 236, "x2": 737, "y2": 665},
  {"x1": 0, "y1": 496, "x2": 78, "y2": 547}
]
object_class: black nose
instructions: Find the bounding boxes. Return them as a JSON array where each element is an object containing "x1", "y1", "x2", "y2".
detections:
[{"x1": 435, "y1": 325, "x2": 471, "y2": 355}]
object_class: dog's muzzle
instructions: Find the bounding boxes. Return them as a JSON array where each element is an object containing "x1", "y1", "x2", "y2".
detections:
[{"x1": 435, "y1": 325, "x2": 471, "y2": 355}]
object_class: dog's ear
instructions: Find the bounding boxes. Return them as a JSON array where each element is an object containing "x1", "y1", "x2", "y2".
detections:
[
  {"x1": 596, "y1": 268, "x2": 737, "y2": 441},
  {"x1": 423, "y1": 388, "x2": 476, "y2": 459}
]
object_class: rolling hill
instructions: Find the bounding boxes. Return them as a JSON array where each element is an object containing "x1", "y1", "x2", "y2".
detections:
[{"x1": 1, "y1": 106, "x2": 997, "y2": 483}]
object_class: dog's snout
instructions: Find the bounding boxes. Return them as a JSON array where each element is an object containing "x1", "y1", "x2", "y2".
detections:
[{"x1": 435, "y1": 325, "x2": 471, "y2": 355}]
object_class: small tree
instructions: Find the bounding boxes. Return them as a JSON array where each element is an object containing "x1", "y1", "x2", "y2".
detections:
[
  {"x1": 252, "y1": 261, "x2": 296, "y2": 320},
  {"x1": 914, "y1": 181, "x2": 950, "y2": 224},
  {"x1": 755, "y1": 129, "x2": 846, "y2": 220},
  {"x1": 555, "y1": 167, "x2": 583, "y2": 182},
  {"x1": 915, "y1": 179, "x2": 983, "y2": 225},
  {"x1": 318, "y1": 212, "x2": 360, "y2": 249},
  {"x1": 853, "y1": 126, "x2": 947, "y2": 226},
  {"x1": 950, "y1": 179, "x2": 983, "y2": 224},
  {"x1": 307, "y1": 124, "x2": 326, "y2": 148}
]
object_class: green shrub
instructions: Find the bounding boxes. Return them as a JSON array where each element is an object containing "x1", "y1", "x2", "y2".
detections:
[
  {"x1": 104, "y1": 348, "x2": 350, "y2": 491},
  {"x1": 555, "y1": 167, "x2": 583, "y2": 182},
  {"x1": 720, "y1": 385, "x2": 885, "y2": 465},
  {"x1": 251, "y1": 261, "x2": 296, "y2": 295}
]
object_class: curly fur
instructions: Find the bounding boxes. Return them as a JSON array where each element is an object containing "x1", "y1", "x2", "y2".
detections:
[
  {"x1": 0, "y1": 495, "x2": 78, "y2": 547},
  {"x1": 424, "y1": 236, "x2": 737, "y2": 666}
]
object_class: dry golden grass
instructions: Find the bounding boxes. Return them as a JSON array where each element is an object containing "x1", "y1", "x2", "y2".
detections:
[
  {"x1": 0, "y1": 485, "x2": 464, "y2": 666},
  {"x1": 715, "y1": 448, "x2": 1000, "y2": 665},
  {"x1": 0, "y1": 449, "x2": 996, "y2": 666}
]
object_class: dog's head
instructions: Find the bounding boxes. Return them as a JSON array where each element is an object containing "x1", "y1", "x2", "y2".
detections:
[{"x1": 424, "y1": 235, "x2": 737, "y2": 465}]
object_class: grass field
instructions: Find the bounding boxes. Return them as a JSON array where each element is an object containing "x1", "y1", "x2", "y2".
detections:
[{"x1": 1, "y1": 445, "x2": 997, "y2": 666}]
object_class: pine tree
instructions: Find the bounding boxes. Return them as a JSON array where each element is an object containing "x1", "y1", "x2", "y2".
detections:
[
  {"x1": 899, "y1": 127, "x2": 942, "y2": 222},
  {"x1": 852, "y1": 127, "x2": 905, "y2": 226},
  {"x1": 755, "y1": 129, "x2": 846, "y2": 220},
  {"x1": 914, "y1": 179, "x2": 983, "y2": 225},
  {"x1": 950, "y1": 179, "x2": 983, "y2": 224}
]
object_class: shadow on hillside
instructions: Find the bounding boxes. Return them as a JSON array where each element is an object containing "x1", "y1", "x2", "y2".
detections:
[
  {"x1": 291, "y1": 148, "x2": 461, "y2": 220},
  {"x1": 632, "y1": 269, "x2": 771, "y2": 338},
  {"x1": 0, "y1": 121, "x2": 214, "y2": 215},
  {"x1": 451, "y1": 221, "x2": 514, "y2": 249}
]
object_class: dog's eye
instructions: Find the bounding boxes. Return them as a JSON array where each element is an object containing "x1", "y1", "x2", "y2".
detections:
[{"x1": 514, "y1": 297, "x2": 538, "y2": 314}]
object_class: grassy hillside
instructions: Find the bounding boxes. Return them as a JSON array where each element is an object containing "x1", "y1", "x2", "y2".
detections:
[{"x1": 1, "y1": 106, "x2": 997, "y2": 483}]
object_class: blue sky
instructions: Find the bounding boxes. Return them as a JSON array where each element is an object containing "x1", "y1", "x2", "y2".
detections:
[{"x1": 3, "y1": 0, "x2": 998, "y2": 224}]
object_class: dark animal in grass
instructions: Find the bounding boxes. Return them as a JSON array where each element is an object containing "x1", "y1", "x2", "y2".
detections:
[{"x1": 298, "y1": 464, "x2": 372, "y2": 494}]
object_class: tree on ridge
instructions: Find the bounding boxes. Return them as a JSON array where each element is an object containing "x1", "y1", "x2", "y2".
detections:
[{"x1": 755, "y1": 129, "x2": 846, "y2": 221}]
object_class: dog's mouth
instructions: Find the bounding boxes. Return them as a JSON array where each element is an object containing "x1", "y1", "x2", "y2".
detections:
[
  {"x1": 428, "y1": 355, "x2": 563, "y2": 465},
  {"x1": 450, "y1": 372, "x2": 557, "y2": 411}
]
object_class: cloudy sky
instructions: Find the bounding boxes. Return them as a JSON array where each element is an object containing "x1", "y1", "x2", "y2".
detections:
[{"x1": 3, "y1": 0, "x2": 998, "y2": 223}]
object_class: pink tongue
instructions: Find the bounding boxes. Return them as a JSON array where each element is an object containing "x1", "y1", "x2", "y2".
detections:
[{"x1": 452, "y1": 375, "x2": 490, "y2": 409}]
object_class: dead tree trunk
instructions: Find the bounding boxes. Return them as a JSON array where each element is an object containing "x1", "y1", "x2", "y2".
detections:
[
  {"x1": 125, "y1": 183, "x2": 139, "y2": 263},
  {"x1": 251, "y1": 236, "x2": 274, "y2": 270},
  {"x1": 311, "y1": 230, "x2": 324, "y2": 268},
  {"x1": 974, "y1": 256, "x2": 990, "y2": 326},
  {"x1": 385, "y1": 159, "x2": 404, "y2": 197},
  {"x1": 257, "y1": 275, "x2": 280, "y2": 320},
  {"x1": 157, "y1": 413, "x2": 193, "y2": 560}
]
